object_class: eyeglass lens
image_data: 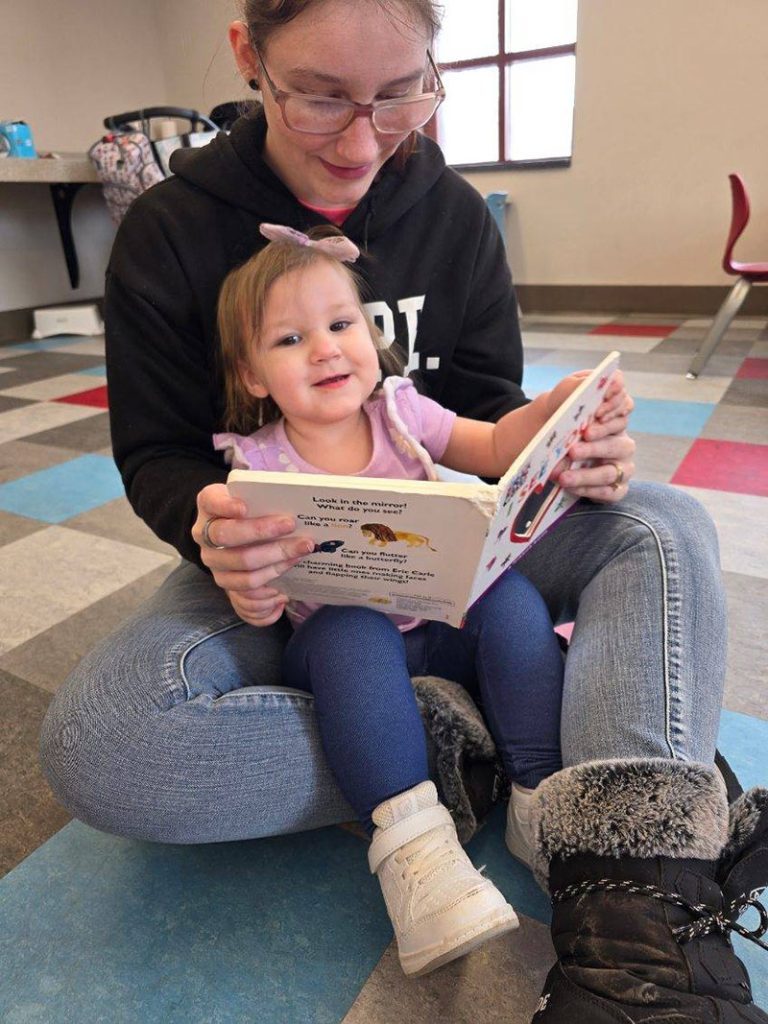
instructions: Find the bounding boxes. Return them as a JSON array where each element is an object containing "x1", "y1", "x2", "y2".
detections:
[{"x1": 283, "y1": 94, "x2": 440, "y2": 134}]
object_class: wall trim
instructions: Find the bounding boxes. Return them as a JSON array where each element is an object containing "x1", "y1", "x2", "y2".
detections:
[{"x1": 515, "y1": 284, "x2": 768, "y2": 317}]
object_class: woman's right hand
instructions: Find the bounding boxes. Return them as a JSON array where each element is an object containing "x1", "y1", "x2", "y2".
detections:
[{"x1": 192, "y1": 483, "x2": 314, "y2": 626}]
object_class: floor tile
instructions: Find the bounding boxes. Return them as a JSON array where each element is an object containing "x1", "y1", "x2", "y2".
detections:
[
  {"x1": 76, "y1": 363, "x2": 107, "y2": 376},
  {"x1": 722, "y1": 571, "x2": 768, "y2": 722},
  {"x1": 0, "y1": 454, "x2": 125, "y2": 522},
  {"x1": 631, "y1": 433, "x2": 692, "y2": 483},
  {"x1": 23, "y1": 412, "x2": 112, "y2": 453},
  {"x1": 0, "y1": 820, "x2": 393, "y2": 1024},
  {"x1": 737, "y1": 357, "x2": 768, "y2": 380},
  {"x1": 64, "y1": 498, "x2": 178, "y2": 555},
  {"x1": 671, "y1": 439, "x2": 768, "y2": 497},
  {"x1": 683, "y1": 317, "x2": 768, "y2": 331},
  {"x1": 0, "y1": 562, "x2": 178, "y2": 694},
  {"x1": 521, "y1": 332, "x2": 659, "y2": 353},
  {"x1": 676, "y1": 486, "x2": 768, "y2": 579},
  {"x1": 629, "y1": 397, "x2": 716, "y2": 437},
  {"x1": 0, "y1": 401, "x2": 102, "y2": 446},
  {"x1": 54, "y1": 384, "x2": 109, "y2": 408},
  {"x1": 618, "y1": 350, "x2": 744, "y2": 378},
  {"x1": 0, "y1": 526, "x2": 173, "y2": 655},
  {"x1": 522, "y1": 362, "x2": 584, "y2": 395},
  {"x1": 623, "y1": 369, "x2": 731, "y2": 404},
  {"x1": 0, "y1": 669, "x2": 70, "y2": 879},
  {"x1": 652, "y1": 331, "x2": 755, "y2": 358},
  {"x1": 0, "y1": 373, "x2": 108, "y2": 402},
  {"x1": 0, "y1": 440, "x2": 83, "y2": 484},
  {"x1": 0, "y1": 395, "x2": 34, "y2": 415},
  {"x1": 749, "y1": 340, "x2": 768, "y2": 358},
  {"x1": 522, "y1": 314, "x2": 613, "y2": 326},
  {"x1": 700, "y1": 404, "x2": 768, "y2": 445},
  {"x1": 0, "y1": 509, "x2": 45, "y2": 547},
  {"x1": 0, "y1": 350, "x2": 107, "y2": 384},
  {"x1": 343, "y1": 915, "x2": 553, "y2": 1024},
  {"x1": 590, "y1": 323, "x2": 678, "y2": 338},
  {"x1": 719, "y1": 377, "x2": 768, "y2": 408}
]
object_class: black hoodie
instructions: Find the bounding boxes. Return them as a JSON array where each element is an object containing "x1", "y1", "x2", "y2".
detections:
[{"x1": 105, "y1": 114, "x2": 526, "y2": 565}]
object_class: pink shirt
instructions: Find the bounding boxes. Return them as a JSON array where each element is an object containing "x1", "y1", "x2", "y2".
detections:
[{"x1": 214, "y1": 377, "x2": 456, "y2": 629}]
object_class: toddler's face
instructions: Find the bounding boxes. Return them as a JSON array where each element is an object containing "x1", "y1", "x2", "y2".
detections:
[{"x1": 241, "y1": 260, "x2": 381, "y2": 432}]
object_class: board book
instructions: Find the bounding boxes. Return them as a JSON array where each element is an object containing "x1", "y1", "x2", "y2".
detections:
[{"x1": 227, "y1": 351, "x2": 620, "y2": 626}]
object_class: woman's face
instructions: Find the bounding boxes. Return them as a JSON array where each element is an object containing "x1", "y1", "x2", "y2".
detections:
[{"x1": 231, "y1": 1, "x2": 431, "y2": 208}]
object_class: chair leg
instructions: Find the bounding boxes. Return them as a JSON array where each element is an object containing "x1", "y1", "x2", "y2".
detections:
[{"x1": 686, "y1": 277, "x2": 752, "y2": 378}]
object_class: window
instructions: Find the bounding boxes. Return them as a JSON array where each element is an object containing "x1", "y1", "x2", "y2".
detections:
[{"x1": 435, "y1": 0, "x2": 577, "y2": 168}]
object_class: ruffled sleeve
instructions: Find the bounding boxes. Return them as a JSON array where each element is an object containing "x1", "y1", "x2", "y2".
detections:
[{"x1": 212, "y1": 432, "x2": 271, "y2": 471}]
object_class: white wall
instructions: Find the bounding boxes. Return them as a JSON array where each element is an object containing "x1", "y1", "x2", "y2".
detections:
[
  {"x1": 463, "y1": 0, "x2": 768, "y2": 287},
  {"x1": 0, "y1": 0, "x2": 167, "y2": 313},
  {"x1": 2, "y1": 0, "x2": 768, "y2": 317}
]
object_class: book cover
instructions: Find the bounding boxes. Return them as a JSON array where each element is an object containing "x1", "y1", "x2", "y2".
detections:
[{"x1": 227, "y1": 351, "x2": 620, "y2": 626}]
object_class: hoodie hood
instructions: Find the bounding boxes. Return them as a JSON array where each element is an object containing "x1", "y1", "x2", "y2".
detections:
[{"x1": 169, "y1": 112, "x2": 447, "y2": 245}]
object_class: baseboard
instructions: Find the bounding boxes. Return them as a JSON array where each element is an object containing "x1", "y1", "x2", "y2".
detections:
[
  {"x1": 515, "y1": 284, "x2": 768, "y2": 317},
  {"x1": 0, "y1": 299, "x2": 104, "y2": 345}
]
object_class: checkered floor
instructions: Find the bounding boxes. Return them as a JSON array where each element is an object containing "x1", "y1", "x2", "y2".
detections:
[{"x1": 1, "y1": 315, "x2": 766, "y2": 1023}]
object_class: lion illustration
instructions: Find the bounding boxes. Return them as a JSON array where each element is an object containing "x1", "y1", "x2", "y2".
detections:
[{"x1": 360, "y1": 523, "x2": 436, "y2": 551}]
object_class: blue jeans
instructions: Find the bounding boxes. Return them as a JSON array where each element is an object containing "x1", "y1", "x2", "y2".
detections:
[
  {"x1": 40, "y1": 483, "x2": 727, "y2": 843},
  {"x1": 282, "y1": 570, "x2": 564, "y2": 832}
]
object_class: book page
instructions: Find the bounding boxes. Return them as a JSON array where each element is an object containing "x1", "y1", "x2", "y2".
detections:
[
  {"x1": 466, "y1": 351, "x2": 620, "y2": 609},
  {"x1": 227, "y1": 473, "x2": 498, "y2": 627}
]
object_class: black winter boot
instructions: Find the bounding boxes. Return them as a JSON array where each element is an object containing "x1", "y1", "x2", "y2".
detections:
[{"x1": 528, "y1": 760, "x2": 768, "y2": 1023}]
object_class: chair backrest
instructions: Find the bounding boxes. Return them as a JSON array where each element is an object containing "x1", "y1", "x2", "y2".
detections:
[{"x1": 723, "y1": 173, "x2": 750, "y2": 275}]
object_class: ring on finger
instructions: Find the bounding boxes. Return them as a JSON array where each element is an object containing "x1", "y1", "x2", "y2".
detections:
[
  {"x1": 608, "y1": 462, "x2": 625, "y2": 490},
  {"x1": 201, "y1": 516, "x2": 228, "y2": 550}
]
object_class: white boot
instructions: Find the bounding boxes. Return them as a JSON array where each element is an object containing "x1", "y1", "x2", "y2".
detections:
[
  {"x1": 368, "y1": 781, "x2": 518, "y2": 977},
  {"x1": 505, "y1": 782, "x2": 535, "y2": 868}
]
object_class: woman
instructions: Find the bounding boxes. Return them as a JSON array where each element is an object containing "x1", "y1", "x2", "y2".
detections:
[{"x1": 40, "y1": 1, "x2": 767, "y2": 1019}]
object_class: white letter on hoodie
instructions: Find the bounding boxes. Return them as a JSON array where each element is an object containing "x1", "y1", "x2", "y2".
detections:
[{"x1": 364, "y1": 295, "x2": 435, "y2": 374}]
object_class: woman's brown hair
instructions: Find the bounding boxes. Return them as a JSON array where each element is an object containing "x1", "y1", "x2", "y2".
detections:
[
  {"x1": 217, "y1": 225, "x2": 405, "y2": 434},
  {"x1": 240, "y1": 0, "x2": 443, "y2": 167}
]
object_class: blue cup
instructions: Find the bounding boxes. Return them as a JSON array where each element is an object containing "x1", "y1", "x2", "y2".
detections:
[{"x1": 0, "y1": 121, "x2": 37, "y2": 158}]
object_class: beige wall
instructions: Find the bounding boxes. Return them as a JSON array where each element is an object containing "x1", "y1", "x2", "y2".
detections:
[
  {"x1": 2, "y1": 0, "x2": 768, "y2": 316},
  {"x1": 463, "y1": 0, "x2": 768, "y2": 287}
]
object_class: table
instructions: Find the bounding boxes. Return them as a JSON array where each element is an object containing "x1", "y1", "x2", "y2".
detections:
[{"x1": 0, "y1": 155, "x2": 101, "y2": 289}]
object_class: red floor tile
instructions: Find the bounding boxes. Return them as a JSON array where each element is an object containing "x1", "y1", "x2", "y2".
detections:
[
  {"x1": 736, "y1": 358, "x2": 768, "y2": 380},
  {"x1": 671, "y1": 438, "x2": 768, "y2": 496},
  {"x1": 589, "y1": 323, "x2": 678, "y2": 338},
  {"x1": 54, "y1": 385, "x2": 109, "y2": 408}
]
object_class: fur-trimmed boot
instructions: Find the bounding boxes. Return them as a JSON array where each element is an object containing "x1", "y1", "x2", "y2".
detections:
[
  {"x1": 368, "y1": 781, "x2": 518, "y2": 976},
  {"x1": 528, "y1": 760, "x2": 768, "y2": 1022}
]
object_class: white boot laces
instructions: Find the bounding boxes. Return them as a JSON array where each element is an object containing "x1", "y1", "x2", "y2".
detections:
[{"x1": 397, "y1": 828, "x2": 484, "y2": 910}]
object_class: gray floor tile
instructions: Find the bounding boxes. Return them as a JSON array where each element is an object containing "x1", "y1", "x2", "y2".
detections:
[
  {"x1": 0, "y1": 561, "x2": 177, "y2": 694},
  {"x1": 720, "y1": 378, "x2": 768, "y2": 408},
  {"x1": 24, "y1": 410, "x2": 112, "y2": 452},
  {"x1": 64, "y1": 497, "x2": 179, "y2": 555},
  {"x1": 723, "y1": 571, "x2": 768, "y2": 722},
  {"x1": 701, "y1": 404, "x2": 768, "y2": 445},
  {"x1": 0, "y1": 350, "x2": 107, "y2": 386},
  {"x1": 0, "y1": 440, "x2": 83, "y2": 483},
  {"x1": 342, "y1": 916, "x2": 553, "y2": 1024},
  {"x1": 0, "y1": 509, "x2": 45, "y2": 547},
  {"x1": 0, "y1": 668, "x2": 70, "y2": 879},
  {"x1": 0, "y1": 395, "x2": 34, "y2": 415},
  {"x1": 653, "y1": 332, "x2": 754, "y2": 357},
  {"x1": 631, "y1": 433, "x2": 692, "y2": 483}
]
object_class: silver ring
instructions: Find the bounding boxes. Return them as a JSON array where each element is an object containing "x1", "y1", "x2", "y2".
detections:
[{"x1": 201, "y1": 516, "x2": 227, "y2": 550}]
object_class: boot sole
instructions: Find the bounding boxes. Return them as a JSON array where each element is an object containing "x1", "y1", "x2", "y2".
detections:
[{"x1": 400, "y1": 905, "x2": 519, "y2": 977}]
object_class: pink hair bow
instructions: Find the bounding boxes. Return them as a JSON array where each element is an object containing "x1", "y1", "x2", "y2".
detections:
[{"x1": 259, "y1": 223, "x2": 360, "y2": 262}]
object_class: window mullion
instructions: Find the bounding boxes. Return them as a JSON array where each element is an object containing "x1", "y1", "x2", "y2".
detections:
[{"x1": 498, "y1": 0, "x2": 505, "y2": 162}]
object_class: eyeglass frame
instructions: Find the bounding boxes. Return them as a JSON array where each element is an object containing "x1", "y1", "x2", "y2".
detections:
[{"x1": 254, "y1": 49, "x2": 446, "y2": 135}]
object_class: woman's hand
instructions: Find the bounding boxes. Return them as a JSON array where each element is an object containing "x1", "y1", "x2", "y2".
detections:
[
  {"x1": 192, "y1": 482, "x2": 314, "y2": 626},
  {"x1": 554, "y1": 370, "x2": 636, "y2": 503}
]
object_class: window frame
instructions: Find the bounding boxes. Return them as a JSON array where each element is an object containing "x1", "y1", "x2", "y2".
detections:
[{"x1": 432, "y1": 1, "x2": 577, "y2": 171}]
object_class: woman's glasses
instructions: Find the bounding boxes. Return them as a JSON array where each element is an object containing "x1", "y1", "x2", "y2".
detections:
[{"x1": 256, "y1": 50, "x2": 445, "y2": 136}]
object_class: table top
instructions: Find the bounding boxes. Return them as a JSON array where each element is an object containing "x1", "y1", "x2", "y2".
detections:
[{"x1": 0, "y1": 155, "x2": 98, "y2": 184}]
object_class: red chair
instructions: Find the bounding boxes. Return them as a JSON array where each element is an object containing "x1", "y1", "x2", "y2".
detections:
[{"x1": 687, "y1": 173, "x2": 768, "y2": 378}]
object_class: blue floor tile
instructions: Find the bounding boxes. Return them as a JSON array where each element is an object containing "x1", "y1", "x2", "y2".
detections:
[
  {"x1": 522, "y1": 364, "x2": 583, "y2": 395},
  {"x1": 8, "y1": 335, "x2": 94, "y2": 353},
  {"x1": 0, "y1": 455, "x2": 124, "y2": 523},
  {"x1": 76, "y1": 364, "x2": 107, "y2": 376},
  {"x1": 0, "y1": 823, "x2": 391, "y2": 1024},
  {"x1": 630, "y1": 397, "x2": 716, "y2": 437}
]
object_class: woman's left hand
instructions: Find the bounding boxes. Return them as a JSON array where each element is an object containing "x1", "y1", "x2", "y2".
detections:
[{"x1": 554, "y1": 370, "x2": 636, "y2": 503}]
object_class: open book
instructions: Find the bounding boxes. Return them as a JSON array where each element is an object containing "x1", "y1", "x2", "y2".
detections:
[{"x1": 227, "y1": 351, "x2": 620, "y2": 627}]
